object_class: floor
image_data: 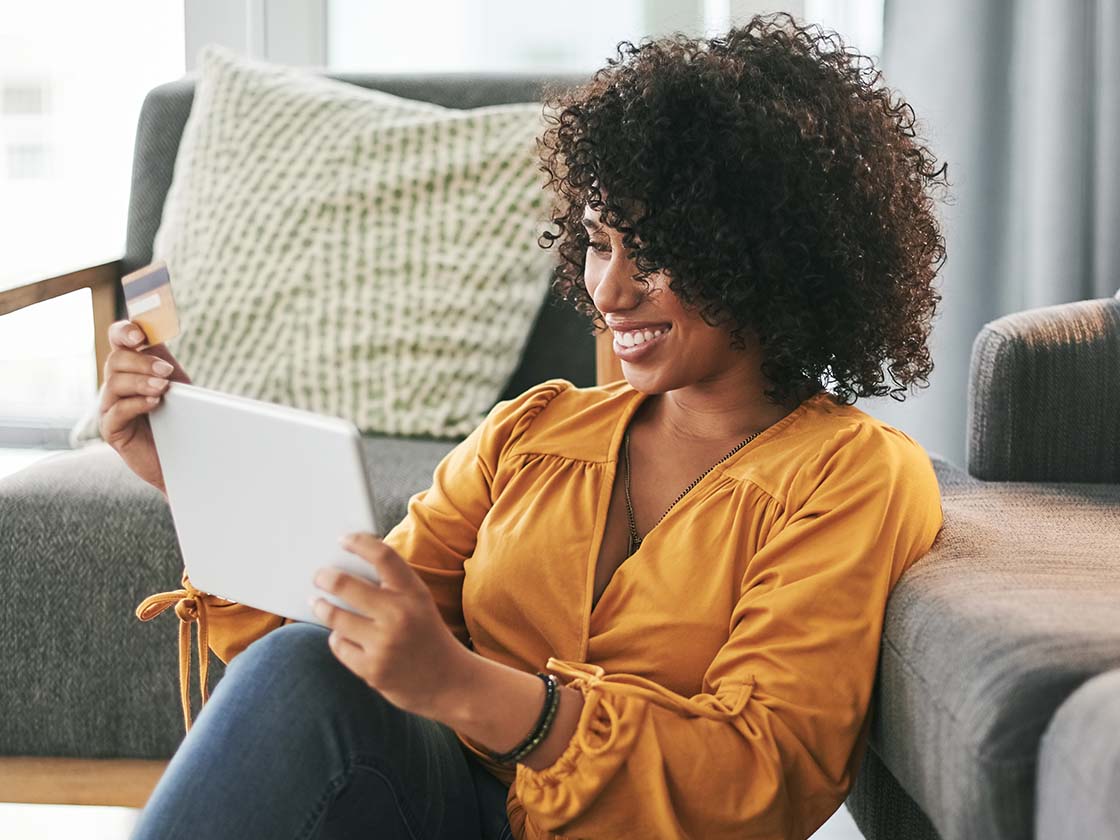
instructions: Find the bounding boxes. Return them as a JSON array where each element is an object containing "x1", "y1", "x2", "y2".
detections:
[
  {"x1": 0, "y1": 801, "x2": 865, "y2": 838},
  {"x1": 0, "y1": 804, "x2": 139, "y2": 840},
  {"x1": 0, "y1": 449, "x2": 865, "y2": 838}
]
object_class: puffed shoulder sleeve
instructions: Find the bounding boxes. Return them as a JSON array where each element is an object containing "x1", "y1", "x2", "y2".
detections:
[
  {"x1": 383, "y1": 379, "x2": 572, "y2": 645},
  {"x1": 511, "y1": 423, "x2": 944, "y2": 840}
]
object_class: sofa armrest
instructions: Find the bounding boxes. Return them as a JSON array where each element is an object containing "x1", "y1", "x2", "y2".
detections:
[
  {"x1": 0, "y1": 260, "x2": 122, "y2": 389},
  {"x1": 0, "y1": 443, "x2": 209, "y2": 760},
  {"x1": 967, "y1": 292, "x2": 1120, "y2": 482}
]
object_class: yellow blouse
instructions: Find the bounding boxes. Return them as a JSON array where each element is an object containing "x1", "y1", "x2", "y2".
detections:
[{"x1": 137, "y1": 377, "x2": 943, "y2": 840}]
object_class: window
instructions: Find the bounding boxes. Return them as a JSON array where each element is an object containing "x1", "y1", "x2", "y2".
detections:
[
  {"x1": 329, "y1": 0, "x2": 665, "y2": 73},
  {"x1": 327, "y1": 1, "x2": 883, "y2": 74},
  {"x1": 0, "y1": 1, "x2": 185, "y2": 445},
  {"x1": 2, "y1": 79, "x2": 50, "y2": 115},
  {"x1": 5, "y1": 142, "x2": 50, "y2": 179},
  {"x1": 803, "y1": 0, "x2": 884, "y2": 59}
]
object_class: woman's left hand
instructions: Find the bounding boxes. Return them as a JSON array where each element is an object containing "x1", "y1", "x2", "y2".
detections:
[{"x1": 311, "y1": 532, "x2": 473, "y2": 718}]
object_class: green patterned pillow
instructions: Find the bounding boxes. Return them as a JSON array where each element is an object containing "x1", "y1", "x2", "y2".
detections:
[{"x1": 73, "y1": 44, "x2": 554, "y2": 443}]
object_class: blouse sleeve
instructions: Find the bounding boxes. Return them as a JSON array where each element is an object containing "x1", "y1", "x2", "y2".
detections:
[
  {"x1": 182, "y1": 573, "x2": 294, "y2": 665},
  {"x1": 134, "y1": 568, "x2": 295, "y2": 733},
  {"x1": 511, "y1": 424, "x2": 944, "y2": 840}
]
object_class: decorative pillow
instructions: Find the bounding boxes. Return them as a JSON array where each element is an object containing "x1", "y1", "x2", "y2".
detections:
[{"x1": 72, "y1": 44, "x2": 554, "y2": 444}]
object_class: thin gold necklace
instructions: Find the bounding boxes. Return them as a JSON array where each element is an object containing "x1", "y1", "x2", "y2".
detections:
[{"x1": 623, "y1": 427, "x2": 763, "y2": 556}]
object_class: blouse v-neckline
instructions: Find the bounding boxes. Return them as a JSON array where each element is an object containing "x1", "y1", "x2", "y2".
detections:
[{"x1": 582, "y1": 385, "x2": 825, "y2": 636}]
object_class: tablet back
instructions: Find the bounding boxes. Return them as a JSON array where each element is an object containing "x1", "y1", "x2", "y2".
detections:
[{"x1": 149, "y1": 382, "x2": 382, "y2": 622}]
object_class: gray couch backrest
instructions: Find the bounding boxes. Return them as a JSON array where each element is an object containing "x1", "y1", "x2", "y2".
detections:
[
  {"x1": 121, "y1": 72, "x2": 597, "y2": 404},
  {"x1": 967, "y1": 289, "x2": 1120, "y2": 483}
]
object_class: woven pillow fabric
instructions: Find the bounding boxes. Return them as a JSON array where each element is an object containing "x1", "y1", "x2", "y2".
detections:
[{"x1": 73, "y1": 44, "x2": 554, "y2": 443}]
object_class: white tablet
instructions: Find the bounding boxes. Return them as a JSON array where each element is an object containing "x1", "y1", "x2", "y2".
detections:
[{"x1": 148, "y1": 381, "x2": 382, "y2": 626}]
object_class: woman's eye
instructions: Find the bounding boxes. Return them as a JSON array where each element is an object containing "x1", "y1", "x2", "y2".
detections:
[{"x1": 589, "y1": 241, "x2": 611, "y2": 257}]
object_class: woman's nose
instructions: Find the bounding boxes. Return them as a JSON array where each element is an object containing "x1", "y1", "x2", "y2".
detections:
[{"x1": 589, "y1": 254, "x2": 645, "y2": 314}]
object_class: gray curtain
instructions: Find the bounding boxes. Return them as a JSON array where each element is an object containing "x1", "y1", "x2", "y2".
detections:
[{"x1": 861, "y1": 0, "x2": 1120, "y2": 468}]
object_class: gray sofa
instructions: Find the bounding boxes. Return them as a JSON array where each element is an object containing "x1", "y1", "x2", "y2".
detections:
[
  {"x1": 2, "y1": 72, "x2": 1118, "y2": 839},
  {"x1": 845, "y1": 294, "x2": 1120, "y2": 840}
]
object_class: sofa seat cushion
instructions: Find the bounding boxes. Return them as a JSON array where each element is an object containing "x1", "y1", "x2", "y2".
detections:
[
  {"x1": 1036, "y1": 668, "x2": 1120, "y2": 840},
  {"x1": 869, "y1": 457, "x2": 1120, "y2": 840},
  {"x1": 0, "y1": 436, "x2": 456, "y2": 758}
]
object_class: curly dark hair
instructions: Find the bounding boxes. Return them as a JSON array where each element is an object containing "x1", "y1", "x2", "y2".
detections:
[{"x1": 535, "y1": 11, "x2": 950, "y2": 405}]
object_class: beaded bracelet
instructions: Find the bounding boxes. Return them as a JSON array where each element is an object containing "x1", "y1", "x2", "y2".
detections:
[{"x1": 488, "y1": 672, "x2": 561, "y2": 766}]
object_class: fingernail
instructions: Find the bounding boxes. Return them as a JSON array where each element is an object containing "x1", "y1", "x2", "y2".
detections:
[
  {"x1": 152, "y1": 360, "x2": 173, "y2": 375},
  {"x1": 129, "y1": 328, "x2": 144, "y2": 344}
]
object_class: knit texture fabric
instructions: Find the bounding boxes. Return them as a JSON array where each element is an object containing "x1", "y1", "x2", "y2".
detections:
[{"x1": 73, "y1": 44, "x2": 554, "y2": 441}]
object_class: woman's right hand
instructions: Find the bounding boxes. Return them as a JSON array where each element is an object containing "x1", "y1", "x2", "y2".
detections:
[{"x1": 98, "y1": 320, "x2": 192, "y2": 495}]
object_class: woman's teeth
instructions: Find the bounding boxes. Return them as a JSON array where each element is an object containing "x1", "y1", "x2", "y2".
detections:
[{"x1": 615, "y1": 327, "x2": 669, "y2": 348}]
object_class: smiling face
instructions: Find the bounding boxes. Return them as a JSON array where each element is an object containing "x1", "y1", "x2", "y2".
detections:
[{"x1": 582, "y1": 203, "x2": 764, "y2": 396}]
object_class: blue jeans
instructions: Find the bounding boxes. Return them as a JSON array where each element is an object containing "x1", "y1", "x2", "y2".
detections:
[{"x1": 131, "y1": 622, "x2": 514, "y2": 839}]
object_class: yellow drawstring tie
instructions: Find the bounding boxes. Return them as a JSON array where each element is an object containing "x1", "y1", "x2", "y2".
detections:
[{"x1": 134, "y1": 570, "x2": 210, "y2": 734}]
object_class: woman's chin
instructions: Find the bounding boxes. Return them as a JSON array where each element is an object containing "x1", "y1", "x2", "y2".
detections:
[{"x1": 621, "y1": 367, "x2": 672, "y2": 394}]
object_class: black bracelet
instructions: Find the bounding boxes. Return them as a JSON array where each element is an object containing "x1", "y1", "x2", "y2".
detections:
[{"x1": 488, "y1": 672, "x2": 561, "y2": 765}]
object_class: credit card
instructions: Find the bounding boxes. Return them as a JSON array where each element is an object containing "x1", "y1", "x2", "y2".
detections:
[{"x1": 122, "y1": 261, "x2": 180, "y2": 347}]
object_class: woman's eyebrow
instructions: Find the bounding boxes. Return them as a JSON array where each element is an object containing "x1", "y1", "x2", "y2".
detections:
[{"x1": 581, "y1": 217, "x2": 601, "y2": 231}]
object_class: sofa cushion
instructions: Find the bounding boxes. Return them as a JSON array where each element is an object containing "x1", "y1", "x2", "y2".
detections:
[
  {"x1": 0, "y1": 436, "x2": 455, "y2": 759},
  {"x1": 0, "y1": 444, "x2": 190, "y2": 757},
  {"x1": 108, "y1": 70, "x2": 596, "y2": 414},
  {"x1": 869, "y1": 457, "x2": 1120, "y2": 840},
  {"x1": 1036, "y1": 668, "x2": 1120, "y2": 840},
  {"x1": 72, "y1": 44, "x2": 558, "y2": 445}
]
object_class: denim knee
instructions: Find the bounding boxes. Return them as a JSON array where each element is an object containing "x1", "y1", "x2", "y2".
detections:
[
  {"x1": 216, "y1": 621, "x2": 372, "y2": 733},
  {"x1": 225, "y1": 620, "x2": 334, "y2": 680}
]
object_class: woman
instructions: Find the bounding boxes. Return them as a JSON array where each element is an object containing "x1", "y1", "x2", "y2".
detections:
[{"x1": 111, "y1": 12, "x2": 948, "y2": 840}]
